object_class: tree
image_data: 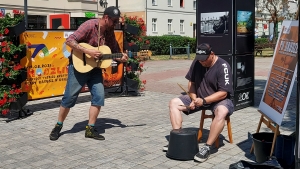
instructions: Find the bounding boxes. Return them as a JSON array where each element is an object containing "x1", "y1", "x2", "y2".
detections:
[{"x1": 255, "y1": 0, "x2": 297, "y2": 43}]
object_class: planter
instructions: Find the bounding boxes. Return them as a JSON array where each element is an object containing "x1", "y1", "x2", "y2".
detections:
[
  {"x1": 5, "y1": 20, "x2": 26, "y2": 37},
  {"x1": 9, "y1": 92, "x2": 28, "y2": 111},
  {"x1": 11, "y1": 47, "x2": 26, "y2": 62},
  {"x1": 127, "y1": 62, "x2": 139, "y2": 71},
  {"x1": 126, "y1": 78, "x2": 139, "y2": 91},
  {"x1": 2, "y1": 69, "x2": 27, "y2": 85}
]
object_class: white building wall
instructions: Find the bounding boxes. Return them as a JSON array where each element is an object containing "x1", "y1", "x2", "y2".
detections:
[
  {"x1": 146, "y1": 0, "x2": 196, "y2": 37},
  {"x1": 0, "y1": 0, "x2": 102, "y2": 17}
]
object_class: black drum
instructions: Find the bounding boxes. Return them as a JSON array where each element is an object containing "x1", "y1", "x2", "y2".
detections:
[{"x1": 166, "y1": 128, "x2": 199, "y2": 160}]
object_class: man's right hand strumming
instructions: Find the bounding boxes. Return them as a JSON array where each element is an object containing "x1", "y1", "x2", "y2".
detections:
[{"x1": 86, "y1": 48, "x2": 102, "y2": 59}]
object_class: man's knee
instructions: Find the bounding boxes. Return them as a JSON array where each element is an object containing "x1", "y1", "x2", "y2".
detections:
[{"x1": 214, "y1": 105, "x2": 229, "y2": 120}]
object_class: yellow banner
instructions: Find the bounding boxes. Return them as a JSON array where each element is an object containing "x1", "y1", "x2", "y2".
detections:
[{"x1": 20, "y1": 30, "x2": 124, "y2": 100}]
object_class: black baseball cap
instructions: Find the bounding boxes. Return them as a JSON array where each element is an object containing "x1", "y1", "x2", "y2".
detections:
[
  {"x1": 195, "y1": 43, "x2": 212, "y2": 61},
  {"x1": 104, "y1": 6, "x2": 121, "y2": 18}
]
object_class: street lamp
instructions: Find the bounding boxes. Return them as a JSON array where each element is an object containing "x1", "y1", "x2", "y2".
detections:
[{"x1": 99, "y1": 0, "x2": 108, "y2": 8}]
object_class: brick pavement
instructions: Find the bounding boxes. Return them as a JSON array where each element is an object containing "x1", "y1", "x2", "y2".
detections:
[{"x1": 0, "y1": 57, "x2": 296, "y2": 169}]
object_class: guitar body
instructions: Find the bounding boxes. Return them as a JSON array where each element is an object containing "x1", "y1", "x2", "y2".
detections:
[
  {"x1": 72, "y1": 43, "x2": 113, "y2": 73},
  {"x1": 72, "y1": 43, "x2": 152, "y2": 73}
]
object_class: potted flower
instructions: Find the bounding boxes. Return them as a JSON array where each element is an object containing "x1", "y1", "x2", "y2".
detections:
[
  {"x1": 0, "y1": 84, "x2": 23, "y2": 115},
  {"x1": 0, "y1": 12, "x2": 27, "y2": 116},
  {"x1": 126, "y1": 57, "x2": 146, "y2": 92},
  {"x1": 0, "y1": 13, "x2": 26, "y2": 37},
  {"x1": 121, "y1": 15, "x2": 148, "y2": 92}
]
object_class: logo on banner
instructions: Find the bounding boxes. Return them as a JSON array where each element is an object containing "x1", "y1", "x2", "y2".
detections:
[
  {"x1": 282, "y1": 26, "x2": 291, "y2": 34},
  {"x1": 64, "y1": 32, "x2": 74, "y2": 38},
  {"x1": 238, "y1": 92, "x2": 249, "y2": 102}
]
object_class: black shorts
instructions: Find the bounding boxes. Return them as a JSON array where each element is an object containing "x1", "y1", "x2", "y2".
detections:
[{"x1": 178, "y1": 95, "x2": 234, "y2": 116}]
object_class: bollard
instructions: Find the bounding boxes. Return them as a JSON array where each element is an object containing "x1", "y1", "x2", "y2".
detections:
[
  {"x1": 169, "y1": 43, "x2": 172, "y2": 59},
  {"x1": 187, "y1": 42, "x2": 190, "y2": 59}
]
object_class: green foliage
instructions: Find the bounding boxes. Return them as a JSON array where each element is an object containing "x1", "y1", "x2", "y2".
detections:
[
  {"x1": 255, "y1": 38, "x2": 269, "y2": 44},
  {"x1": 142, "y1": 36, "x2": 196, "y2": 55}
]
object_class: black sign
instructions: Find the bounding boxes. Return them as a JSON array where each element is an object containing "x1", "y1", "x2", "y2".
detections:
[
  {"x1": 234, "y1": 55, "x2": 254, "y2": 91},
  {"x1": 234, "y1": 87, "x2": 254, "y2": 110},
  {"x1": 197, "y1": 0, "x2": 233, "y2": 54}
]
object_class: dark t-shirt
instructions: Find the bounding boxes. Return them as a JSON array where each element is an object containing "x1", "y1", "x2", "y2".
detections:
[{"x1": 185, "y1": 57, "x2": 233, "y2": 100}]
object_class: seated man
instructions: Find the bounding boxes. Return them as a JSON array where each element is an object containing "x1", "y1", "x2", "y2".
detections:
[{"x1": 163, "y1": 43, "x2": 234, "y2": 162}]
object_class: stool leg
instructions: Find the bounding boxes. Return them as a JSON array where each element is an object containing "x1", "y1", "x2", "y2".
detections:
[
  {"x1": 227, "y1": 117, "x2": 233, "y2": 143},
  {"x1": 197, "y1": 110, "x2": 205, "y2": 142}
]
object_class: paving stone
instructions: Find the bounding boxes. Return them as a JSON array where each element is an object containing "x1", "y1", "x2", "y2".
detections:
[{"x1": 0, "y1": 58, "x2": 295, "y2": 168}]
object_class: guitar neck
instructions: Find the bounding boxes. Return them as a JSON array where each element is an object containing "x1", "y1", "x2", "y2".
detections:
[{"x1": 102, "y1": 52, "x2": 138, "y2": 60}]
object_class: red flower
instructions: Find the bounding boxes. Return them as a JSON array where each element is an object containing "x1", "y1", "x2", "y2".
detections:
[
  {"x1": 12, "y1": 84, "x2": 16, "y2": 88},
  {"x1": 5, "y1": 72, "x2": 10, "y2": 77},
  {"x1": 2, "y1": 47, "x2": 7, "y2": 53},
  {"x1": 4, "y1": 28, "x2": 9, "y2": 35},
  {"x1": 2, "y1": 109, "x2": 9, "y2": 115},
  {"x1": 126, "y1": 66, "x2": 132, "y2": 72},
  {"x1": 1, "y1": 41, "x2": 7, "y2": 47},
  {"x1": 145, "y1": 40, "x2": 150, "y2": 44},
  {"x1": 142, "y1": 80, "x2": 147, "y2": 84},
  {"x1": 13, "y1": 54, "x2": 18, "y2": 59}
]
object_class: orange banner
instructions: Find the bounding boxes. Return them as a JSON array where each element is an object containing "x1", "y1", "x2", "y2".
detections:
[{"x1": 20, "y1": 30, "x2": 124, "y2": 100}]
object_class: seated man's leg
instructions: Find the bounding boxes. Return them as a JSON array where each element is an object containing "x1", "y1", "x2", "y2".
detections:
[
  {"x1": 164, "y1": 95, "x2": 198, "y2": 151},
  {"x1": 169, "y1": 95, "x2": 193, "y2": 129},
  {"x1": 194, "y1": 98, "x2": 234, "y2": 162}
]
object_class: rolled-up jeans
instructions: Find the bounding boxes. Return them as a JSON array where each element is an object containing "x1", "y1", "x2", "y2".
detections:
[{"x1": 61, "y1": 64, "x2": 105, "y2": 108}]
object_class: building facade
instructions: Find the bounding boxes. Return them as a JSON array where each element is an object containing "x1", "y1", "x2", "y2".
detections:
[
  {"x1": 0, "y1": 0, "x2": 197, "y2": 37},
  {"x1": 0, "y1": 0, "x2": 107, "y2": 29}
]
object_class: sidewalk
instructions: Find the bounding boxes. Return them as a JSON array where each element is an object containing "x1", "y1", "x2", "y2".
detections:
[{"x1": 0, "y1": 57, "x2": 296, "y2": 169}]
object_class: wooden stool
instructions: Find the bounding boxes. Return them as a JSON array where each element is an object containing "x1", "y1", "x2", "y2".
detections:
[{"x1": 197, "y1": 110, "x2": 233, "y2": 148}]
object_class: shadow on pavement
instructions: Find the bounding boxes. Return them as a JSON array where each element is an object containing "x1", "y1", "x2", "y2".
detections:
[{"x1": 60, "y1": 118, "x2": 146, "y2": 136}]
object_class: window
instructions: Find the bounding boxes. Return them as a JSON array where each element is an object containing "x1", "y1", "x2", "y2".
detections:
[
  {"x1": 180, "y1": 0, "x2": 184, "y2": 8},
  {"x1": 152, "y1": 0, "x2": 157, "y2": 5},
  {"x1": 168, "y1": 0, "x2": 172, "y2": 6},
  {"x1": 152, "y1": 18, "x2": 157, "y2": 32},
  {"x1": 193, "y1": 0, "x2": 196, "y2": 9},
  {"x1": 180, "y1": 20, "x2": 184, "y2": 32},
  {"x1": 168, "y1": 19, "x2": 172, "y2": 32}
]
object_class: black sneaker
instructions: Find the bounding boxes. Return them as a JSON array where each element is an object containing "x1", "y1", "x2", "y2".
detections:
[
  {"x1": 194, "y1": 145, "x2": 210, "y2": 162},
  {"x1": 49, "y1": 124, "x2": 63, "y2": 141},
  {"x1": 163, "y1": 145, "x2": 168, "y2": 152},
  {"x1": 85, "y1": 126, "x2": 105, "y2": 140}
]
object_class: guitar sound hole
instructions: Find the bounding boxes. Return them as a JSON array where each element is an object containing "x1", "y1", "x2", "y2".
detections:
[{"x1": 82, "y1": 53, "x2": 86, "y2": 66}]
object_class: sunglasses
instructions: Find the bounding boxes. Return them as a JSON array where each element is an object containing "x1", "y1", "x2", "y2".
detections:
[{"x1": 110, "y1": 17, "x2": 119, "y2": 25}]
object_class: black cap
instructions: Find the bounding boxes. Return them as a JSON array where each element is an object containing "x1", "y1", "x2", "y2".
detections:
[
  {"x1": 195, "y1": 43, "x2": 212, "y2": 61},
  {"x1": 104, "y1": 6, "x2": 121, "y2": 18}
]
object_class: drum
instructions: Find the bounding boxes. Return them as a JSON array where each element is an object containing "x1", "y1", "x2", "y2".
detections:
[{"x1": 166, "y1": 128, "x2": 199, "y2": 160}]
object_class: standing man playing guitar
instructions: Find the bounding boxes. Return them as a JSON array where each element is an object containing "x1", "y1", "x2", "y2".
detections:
[{"x1": 49, "y1": 6, "x2": 128, "y2": 141}]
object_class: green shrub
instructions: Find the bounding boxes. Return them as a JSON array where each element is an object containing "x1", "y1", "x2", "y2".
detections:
[
  {"x1": 142, "y1": 36, "x2": 196, "y2": 55},
  {"x1": 255, "y1": 38, "x2": 269, "y2": 44}
]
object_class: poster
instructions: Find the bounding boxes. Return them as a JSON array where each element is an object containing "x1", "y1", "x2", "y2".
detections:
[
  {"x1": 259, "y1": 20, "x2": 298, "y2": 125},
  {"x1": 235, "y1": 55, "x2": 254, "y2": 91},
  {"x1": 20, "y1": 30, "x2": 124, "y2": 100}
]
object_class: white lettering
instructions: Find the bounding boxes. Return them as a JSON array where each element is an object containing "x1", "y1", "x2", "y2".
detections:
[
  {"x1": 222, "y1": 64, "x2": 229, "y2": 85},
  {"x1": 238, "y1": 92, "x2": 249, "y2": 101}
]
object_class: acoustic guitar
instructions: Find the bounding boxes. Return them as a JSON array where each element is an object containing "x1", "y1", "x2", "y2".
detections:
[{"x1": 72, "y1": 43, "x2": 149, "y2": 73}]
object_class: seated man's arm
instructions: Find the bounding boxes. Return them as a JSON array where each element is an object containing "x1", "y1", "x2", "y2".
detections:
[
  {"x1": 188, "y1": 81, "x2": 197, "y2": 101},
  {"x1": 203, "y1": 91, "x2": 227, "y2": 104}
]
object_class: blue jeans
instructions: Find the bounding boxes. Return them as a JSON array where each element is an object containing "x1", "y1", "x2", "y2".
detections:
[{"x1": 61, "y1": 64, "x2": 105, "y2": 108}]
